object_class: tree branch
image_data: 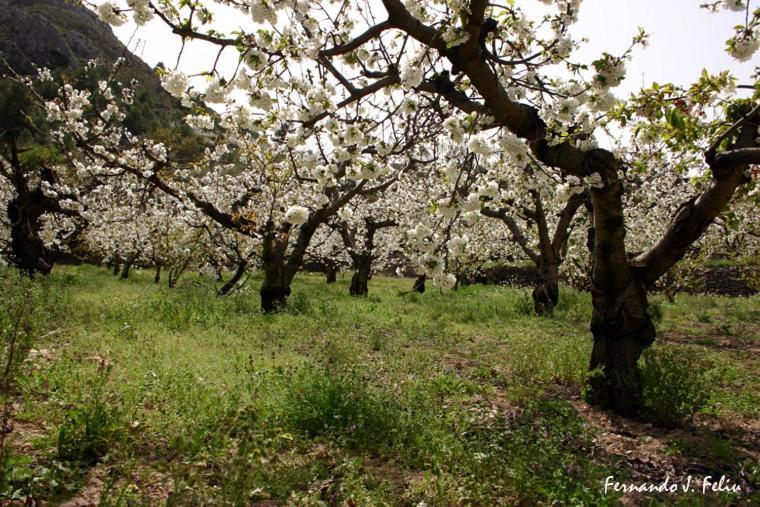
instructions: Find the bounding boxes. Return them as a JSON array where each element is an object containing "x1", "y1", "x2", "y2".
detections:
[
  {"x1": 480, "y1": 206, "x2": 540, "y2": 263},
  {"x1": 320, "y1": 21, "x2": 392, "y2": 57},
  {"x1": 551, "y1": 192, "x2": 586, "y2": 254}
]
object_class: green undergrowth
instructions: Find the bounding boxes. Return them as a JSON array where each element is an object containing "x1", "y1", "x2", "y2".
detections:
[{"x1": 1, "y1": 265, "x2": 756, "y2": 505}]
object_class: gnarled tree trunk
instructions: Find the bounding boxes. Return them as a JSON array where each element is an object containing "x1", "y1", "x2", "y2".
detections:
[
  {"x1": 259, "y1": 215, "x2": 323, "y2": 312},
  {"x1": 586, "y1": 280, "x2": 656, "y2": 415},
  {"x1": 339, "y1": 218, "x2": 395, "y2": 297},
  {"x1": 481, "y1": 192, "x2": 585, "y2": 316},
  {"x1": 531, "y1": 260, "x2": 559, "y2": 316},
  {"x1": 260, "y1": 223, "x2": 292, "y2": 312},
  {"x1": 325, "y1": 263, "x2": 337, "y2": 284},
  {"x1": 581, "y1": 154, "x2": 653, "y2": 416},
  {"x1": 7, "y1": 192, "x2": 53, "y2": 276},
  {"x1": 349, "y1": 256, "x2": 371, "y2": 296}
]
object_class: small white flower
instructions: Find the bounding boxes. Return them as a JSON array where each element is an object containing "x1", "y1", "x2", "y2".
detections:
[
  {"x1": 285, "y1": 205, "x2": 309, "y2": 225},
  {"x1": 723, "y1": 0, "x2": 745, "y2": 12},
  {"x1": 478, "y1": 181, "x2": 500, "y2": 198},
  {"x1": 250, "y1": 0, "x2": 277, "y2": 24},
  {"x1": 468, "y1": 134, "x2": 491, "y2": 155},
  {"x1": 203, "y1": 80, "x2": 227, "y2": 104},
  {"x1": 437, "y1": 198, "x2": 458, "y2": 218},
  {"x1": 442, "y1": 26, "x2": 470, "y2": 47},
  {"x1": 449, "y1": 235, "x2": 468, "y2": 257},
  {"x1": 462, "y1": 192, "x2": 481, "y2": 212},
  {"x1": 400, "y1": 63, "x2": 424, "y2": 90},
  {"x1": 97, "y1": 2, "x2": 126, "y2": 26},
  {"x1": 337, "y1": 206, "x2": 353, "y2": 221},
  {"x1": 584, "y1": 172, "x2": 604, "y2": 189},
  {"x1": 443, "y1": 116, "x2": 465, "y2": 143},
  {"x1": 160, "y1": 70, "x2": 188, "y2": 98},
  {"x1": 727, "y1": 30, "x2": 759, "y2": 62}
]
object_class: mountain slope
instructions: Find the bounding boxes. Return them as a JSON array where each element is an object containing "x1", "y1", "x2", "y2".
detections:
[{"x1": 0, "y1": 0, "x2": 159, "y2": 84}]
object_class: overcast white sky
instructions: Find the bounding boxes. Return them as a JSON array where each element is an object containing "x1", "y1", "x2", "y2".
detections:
[{"x1": 112, "y1": 0, "x2": 756, "y2": 97}]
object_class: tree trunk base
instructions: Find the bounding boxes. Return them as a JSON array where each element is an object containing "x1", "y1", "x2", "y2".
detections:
[
  {"x1": 412, "y1": 274, "x2": 426, "y2": 294},
  {"x1": 349, "y1": 277, "x2": 368, "y2": 296},
  {"x1": 532, "y1": 280, "x2": 558, "y2": 316},
  {"x1": 586, "y1": 283, "x2": 656, "y2": 417},
  {"x1": 260, "y1": 286, "x2": 291, "y2": 313},
  {"x1": 349, "y1": 266, "x2": 369, "y2": 296},
  {"x1": 8, "y1": 194, "x2": 54, "y2": 276}
]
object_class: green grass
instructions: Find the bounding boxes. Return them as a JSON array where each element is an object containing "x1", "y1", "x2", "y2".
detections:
[{"x1": 2, "y1": 265, "x2": 758, "y2": 505}]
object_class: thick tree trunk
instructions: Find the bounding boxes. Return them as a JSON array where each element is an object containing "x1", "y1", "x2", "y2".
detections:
[
  {"x1": 532, "y1": 261, "x2": 559, "y2": 315},
  {"x1": 375, "y1": 6, "x2": 756, "y2": 418},
  {"x1": 587, "y1": 281, "x2": 655, "y2": 416},
  {"x1": 120, "y1": 258, "x2": 134, "y2": 280},
  {"x1": 325, "y1": 264, "x2": 337, "y2": 284},
  {"x1": 258, "y1": 211, "x2": 325, "y2": 312},
  {"x1": 584, "y1": 156, "x2": 655, "y2": 417},
  {"x1": 260, "y1": 232, "x2": 291, "y2": 313},
  {"x1": 412, "y1": 274, "x2": 426, "y2": 293},
  {"x1": 113, "y1": 261, "x2": 121, "y2": 276},
  {"x1": 218, "y1": 261, "x2": 247, "y2": 296},
  {"x1": 154, "y1": 264, "x2": 161, "y2": 284},
  {"x1": 260, "y1": 262, "x2": 291, "y2": 312},
  {"x1": 349, "y1": 257, "x2": 370, "y2": 296},
  {"x1": 7, "y1": 194, "x2": 53, "y2": 276},
  {"x1": 338, "y1": 218, "x2": 395, "y2": 297}
]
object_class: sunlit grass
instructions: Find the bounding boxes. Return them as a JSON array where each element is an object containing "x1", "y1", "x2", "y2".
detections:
[{"x1": 5, "y1": 264, "x2": 758, "y2": 504}]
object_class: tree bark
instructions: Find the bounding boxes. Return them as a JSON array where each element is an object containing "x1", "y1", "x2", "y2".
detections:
[
  {"x1": 583, "y1": 154, "x2": 655, "y2": 416},
  {"x1": 338, "y1": 218, "x2": 394, "y2": 297},
  {"x1": 412, "y1": 274, "x2": 426, "y2": 293},
  {"x1": 349, "y1": 256, "x2": 370, "y2": 296},
  {"x1": 258, "y1": 209, "x2": 327, "y2": 312},
  {"x1": 260, "y1": 261, "x2": 291, "y2": 312},
  {"x1": 7, "y1": 192, "x2": 54, "y2": 276},
  {"x1": 532, "y1": 261, "x2": 559, "y2": 316},
  {"x1": 587, "y1": 280, "x2": 656, "y2": 416},
  {"x1": 260, "y1": 225, "x2": 292, "y2": 313},
  {"x1": 154, "y1": 264, "x2": 162, "y2": 284},
  {"x1": 120, "y1": 255, "x2": 136, "y2": 280},
  {"x1": 325, "y1": 263, "x2": 337, "y2": 284},
  {"x1": 218, "y1": 261, "x2": 247, "y2": 296}
]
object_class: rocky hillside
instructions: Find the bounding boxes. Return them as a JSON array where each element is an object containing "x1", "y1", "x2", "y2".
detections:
[
  {"x1": 0, "y1": 0, "x2": 200, "y2": 148},
  {"x1": 0, "y1": 0, "x2": 158, "y2": 82}
]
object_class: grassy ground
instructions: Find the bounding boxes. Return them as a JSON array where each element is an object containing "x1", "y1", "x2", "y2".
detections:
[{"x1": 2, "y1": 265, "x2": 758, "y2": 505}]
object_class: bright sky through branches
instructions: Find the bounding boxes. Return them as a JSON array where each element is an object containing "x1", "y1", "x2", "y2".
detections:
[{"x1": 112, "y1": 0, "x2": 756, "y2": 98}]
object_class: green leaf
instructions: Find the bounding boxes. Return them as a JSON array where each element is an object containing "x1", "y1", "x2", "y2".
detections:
[{"x1": 666, "y1": 108, "x2": 686, "y2": 130}]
